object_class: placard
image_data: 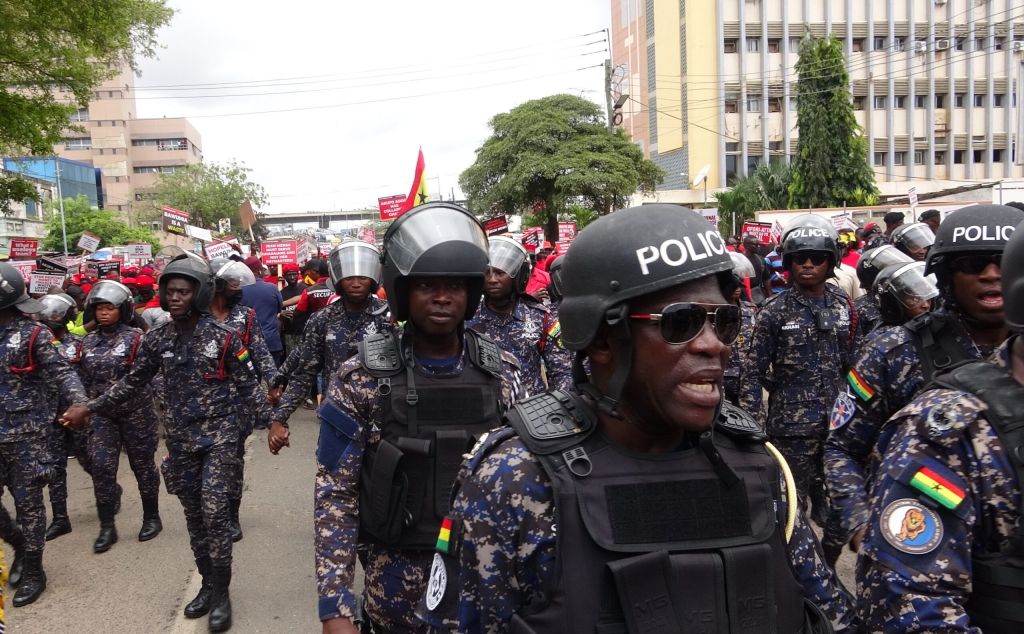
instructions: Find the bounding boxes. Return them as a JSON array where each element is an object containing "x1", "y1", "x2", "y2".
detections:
[
  {"x1": 9, "y1": 260, "x2": 35, "y2": 282},
  {"x1": 204, "y1": 241, "x2": 237, "y2": 260},
  {"x1": 555, "y1": 241, "x2": 571, "y2": 255},
  {"x1": 701, "y1": 209, "x2": 719, "y2": 226},
  {"x1": 124, "y1": 243, "x2": 152, "y2": 258},
  {"x1": 557, "y1": 221, "x2": 577, "y2": 242},
  {"x1": 378, "y1": 194, "x2": 406, "y2": 221},
  {"x1": 9, "y1": 239, "x2": 38, "y2": 259},
  {"x1": 741, "y1": 221, "x2": 774, "y2": 244},
  {"x1": 35, "y1": 256, "x2": 68, "y2": 275},
  {"x1": 483, "y1": 216, "x2": 509, "y2": 236},
  {"x1": 521, "y1": 227, "x2": 543, "y2": 248},
  {"x1": 261, "y1": 241, "x2": 298, "y2": 266},
  {"x1": 77, "y1": 232, "x2": 101, "y2": 252},
  {"x1": 29, "y1": 272, "x2": 66, "y2": 295},
  {"x1": 162, "y1": 206, "x2": 190, "y2": 236},
  {"x1": 95, "y1": 261, "x2": 120, "y2": 278}
]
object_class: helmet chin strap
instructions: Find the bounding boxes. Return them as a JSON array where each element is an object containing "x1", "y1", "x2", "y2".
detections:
[{"x1": 573, "y1": 305, "x2": 633, "y2": 419}]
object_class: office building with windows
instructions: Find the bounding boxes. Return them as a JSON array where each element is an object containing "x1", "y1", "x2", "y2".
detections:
[{"x1": 610, "y1": 0, "x2": 1024, "y2": 200}]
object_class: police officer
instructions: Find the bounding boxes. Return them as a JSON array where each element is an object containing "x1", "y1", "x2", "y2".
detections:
[
  {"x1": 268, "y1": 240, "x2": 390, "y2": 456},
  {"x1": 419, "y1": 205, "x2": 857, "y2": 633},
  {"x1": 0, "y1": 262, "x2": 89, "y2": 607},
  {"x1": 209, "y1": 256, "x2": 280, "y2": 542},
  {"x1": 313, "y1": 203, "x2": 521, "y2": 634},
  {"x1": 853, "y1": 246, "x2": 913, "y2": 338},
  {"x1": 741, "y1": 214, "x2": 859, "y2": 566},
  {"x1": 63, "y1": 254, "x2": 270, "y2": 632},
  {"x1": 872, "y1": 262, "x2": 938, "y2": 326},
  {"x1": 857, "y1": 219, "x2": 1024, "y2": 632},
  {"x1": 723, "y1": 252, "x2": 757, "y2": 406},
  {"x1": 890, "y1": 222, "x2": 935, "y2": 262},
  {"x1": 545, "y1": 254, "x2": 565, "y2": 307},
  {"x1": 467, "y1": 235, "x2": 571, "y2": 397},
  {"x1": 78, "y1": 280, "x2": 162, "y2": 553},
  {"x1": 824, "y1": 204, "x2": 1023, "y2": 557},
  {"x1": 33, "y1": 292, "x2": 91, "y2": 541}
]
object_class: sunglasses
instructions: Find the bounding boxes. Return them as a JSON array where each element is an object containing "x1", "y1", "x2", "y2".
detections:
[
  {"x1": 949, "y1": 254, "x2": 1001, "y2": 275},
  {"x1": 629, "y1": 303, "x2": 742, "y2": 345},
  {"x1": 793, "y1": 252, "x2": 830, "y2": 266}
]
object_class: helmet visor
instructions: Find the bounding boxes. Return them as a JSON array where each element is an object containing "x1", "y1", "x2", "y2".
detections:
[
  {"x1": 386, "y1": 206, "x2": 488, "y2": 276},
  {"x1": 328, "y1": 243, "x2": 382, "y2": 287},
  {"x1": 35, "y1": 294, "x2": 75, "y2": 322},
  {"x1": 863, "y1": 244, "x2": 913, "y2": 270},
  {"x1": 883, "y1": 262, "x2": 940, "y2": 302},
  {"x1": 213, "y1": 260, "x2": 256, "y2": 288},
  {"x1": 894, "y1": 223, "x2": 935, "y2": 253},
  {"x1": 728, "y1": 252, "x2": 756, "y2": 279},
  {"x1": 87, "y1": 280, "x2": 133, "y2": 306},
  {"x1": 488, "y1": 238, "x2": 528, "y2": 277}
]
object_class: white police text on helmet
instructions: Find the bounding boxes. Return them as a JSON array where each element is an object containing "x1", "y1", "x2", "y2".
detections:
[
  {"x1": 786, "y1": 228, "x2": 831, "y2": 240},
  {"x1": 950, "y1": 225, "x2": 1015, "y2": 243},
  {"x1": 635, "y1": 232, "x2": 727, "y2": 276}
]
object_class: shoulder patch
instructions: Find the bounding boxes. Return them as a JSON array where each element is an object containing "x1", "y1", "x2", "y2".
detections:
[
  {"x1": 830, "y1": 391, "x2": 857, "y2": 430},
  {"x1": 899, "y1": 460, "x2": 968, "y2": 512},
  {"x1": 879, "y1": 498, "x2": 944, "y2": 554},
  {"x1": 846, "y1": 368, "x2": 876, "y2": 402},
  {"x1": 891, "y1": 388, "x2": 983, "y2": 445}
]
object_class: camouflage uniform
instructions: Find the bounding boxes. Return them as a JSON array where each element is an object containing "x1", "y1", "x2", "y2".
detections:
[
  {"x1": 314, "y1": 337, "x2": 520, "y2": 632},
  {"x1": 853, "y1": 293, "x2": 882, "y2": 339},
  {"x1": 741, "y1": 285, "x2": 858, "y2": 556},
  {"x1": 87, "y1": 316, "x2": 268, "y2": 569},
  {"x1": 418, "y1": 428, "x2": 860, "y2": 633},
  {"x1": 824, "y1": 308, "x2": 985, "y2": 539},
  {"x1": 467, "y1": 299, "x2": 571, "y2": 397},
  {"x1": 219, "y1": 304, "x2": 279, "y2": 434},
  {"x1": 273, "y1": 296, "x2": 389, "y2": 423},
  {"x1": 78, "y1": 323, "x2": 159, "y2": 510},
  {"x1": 0, "y1": 317, "x2": 88, "y2": 553},
  {"x1": 45, "y1": 330, "x2": 91, "y2": 514},
  {"x1": 723, "y1": 300, "x2": 756, "y2": 406},
  {"x1": 857, "y1": 339, "x2": 1017, "y2": 632}
]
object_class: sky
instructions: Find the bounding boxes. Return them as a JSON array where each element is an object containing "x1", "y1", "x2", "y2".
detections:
[{"x1": 133, "y1": 0, "x2": 612, "y2": 215}]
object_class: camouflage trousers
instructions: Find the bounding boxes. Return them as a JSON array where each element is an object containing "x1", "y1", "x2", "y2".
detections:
[
  {"x1": 88, "y1": 408, "x2": 160, "y2": 508},
  {"x1": 162, "y1": 428, "x2": 242, "y2": 568},
  {"x1": 0, "y1": 439, "x2": 51, "y2": 552},
  {"x1": 771, "y1": 435, "x2": 845, "y2": 554},
  {"x1": 361, "y1": 546, "x2": 433, "y2": 633},
  {"x1": 46, "y1": 420, "x2": 92, "y2": 509},
  {"x1": 0, "y1": 499, "x2": 22, "y2": 548}
]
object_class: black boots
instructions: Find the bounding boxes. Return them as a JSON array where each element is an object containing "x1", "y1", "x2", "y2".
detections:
[
  {"x1": 5, "y1": 525, "x2": 25, "y2": 587},
  {"x1": 12, "y1": 551, "x2": 46, "y2": 607},
  {"x1": 229, "y1": 498, "x2": 242, "y2": 543},
  {"x1": 45, "y1": 501, "x2": 72, "y2": 541},
  {"x1": 184, "y1": 556, "x2": 214, "y2": 619},
  {"x1": 93, "y1": 502, "x2": 118, "y2": 553},
  {"x1": 138, "y1": 496, "x2": 162, "y2": 542},
  {"x1": 208, "y1": 565, "x2": 233, "y2": 632}
]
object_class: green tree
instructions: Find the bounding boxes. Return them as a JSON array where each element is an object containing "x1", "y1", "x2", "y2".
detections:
[
  {"x1": 788, "y1": 34, "x2": 878, "y2": 208},
  {"x1": 714, "y1": 161, "x2": 792, "y2": 236},
  {"x1": 149, "y1": 161, "x2": 269, "y2": 240},
  {"x1": 0, "y1": 0, "x2": 173, "y2": 157},
  {"x1": 0, "y1": 173, "x2": 40, "y2": 216},
  {"x1": 460, "y1": 94, "x2": 663, "y2": 241},
  {"x1": 43, "y1": 195, "x2": 160, "y2": 253}
]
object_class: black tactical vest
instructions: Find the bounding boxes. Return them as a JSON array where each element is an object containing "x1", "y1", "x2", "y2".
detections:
[
  {"x1": 357, "y1": 328, "x2": 506, "y2": 549},
  {"x1": 933, "y1": 359, "x2": 1024, "y2": 634},
  {"x1": 906, "y1": 311, "x2": 974, "y2": 382},
  {"x1": 505, "y1": 391, "x2": 827, "y2": 634}
]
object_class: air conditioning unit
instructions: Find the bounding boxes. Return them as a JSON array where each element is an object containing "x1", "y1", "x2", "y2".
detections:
[
  {"x1": 935, "y1": 39, "x2": 951, "y2": 50},
  {"x1": 1012, "y1": 41, "x2": 1024, "y2": 53},
  {"x1": 913, "y1": 41, "x2": 928, "y2": 54}
]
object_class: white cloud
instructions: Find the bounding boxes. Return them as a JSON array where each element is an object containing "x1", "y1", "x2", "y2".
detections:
[{"x1": 134, "y1": 0, "x2": 611, "y2": 213}]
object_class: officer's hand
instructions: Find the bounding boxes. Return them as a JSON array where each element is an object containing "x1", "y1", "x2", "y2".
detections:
[
  {"x1": 534, "y1": 286, "x2": 550, "y2": 301},
  {"x1": 322, "y1": 617, "x2": 359, "y2": 634},
  {"x1": 267, "y1": 386, "x2": 282, "y2": 405},
  {"x1": 849, "y1": 525, "x2": 868, "y2": 552},
  {"x1": 61, "y1": 404, "x2": 91, "y2": 430},
  {"x1": 268, "y1": 421, "x2": 290, "y2": 455}
]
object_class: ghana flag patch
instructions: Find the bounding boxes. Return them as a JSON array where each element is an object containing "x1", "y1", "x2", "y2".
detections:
[
  {"x1": 236, "y1": 347, "x2": 250, "y2": 363},
  {"x1": 436, "y1": 517, "x2": 453, "y2": 553},
  {"x1": 847, "y1": 369, "x2": 875, "y2": 402},
  {"x1": 910, "y1": 465, "x2": 965, "y2": 510}
]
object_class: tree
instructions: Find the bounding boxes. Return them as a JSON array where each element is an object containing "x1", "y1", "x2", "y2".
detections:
[
  {"x1": 714, "y1": 161, "x2": 792, "y2": 237},
  {"x1": 0, "y1": 172, "x2": 40, "y2": 216},
  {"x1": 788, "y1": 34, "x2": 878, "y2": 209},
  {"x1": 42, "y1": 195, "x2": 160, "y2": 253},
  {"x1": 460, "y1": 94, "x2": 663, "y2": 241},
  {"x1": 0, "y1": 0, "x2": 173, "y2": 157},
  {"x1": 149, "y1": 161, "x2": 269, "y2": 240}
]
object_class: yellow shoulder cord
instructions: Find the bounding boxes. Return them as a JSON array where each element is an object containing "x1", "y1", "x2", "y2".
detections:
[{"x1": 764, "y1": 441, "x2": 797, "y2": 543}]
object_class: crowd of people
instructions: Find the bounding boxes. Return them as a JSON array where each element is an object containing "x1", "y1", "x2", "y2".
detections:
[{"x1": 0, "y1": 199, "x2": 1021, "y2": 633}]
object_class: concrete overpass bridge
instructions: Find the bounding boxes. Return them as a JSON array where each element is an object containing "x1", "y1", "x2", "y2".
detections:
[{"x1": 259, "y1": 209, "x2": 380, "y2": 229}]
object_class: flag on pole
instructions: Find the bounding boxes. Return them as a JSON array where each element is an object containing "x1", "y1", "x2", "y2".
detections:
[{"x1": 400, "y1": 148, "x2": 429, "y2": 214}]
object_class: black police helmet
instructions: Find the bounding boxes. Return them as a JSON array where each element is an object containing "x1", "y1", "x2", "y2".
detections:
[
  {"x1": 780, "y1": 213, "x2": 840, "y2": 269},
  {"x1": 1003, "y1": 220, "x2": 1024, "y2": 331},
  {"x1": 0, "y1": 262, "x2": 43, "y2": 314},
  {"x1": 559, "y1": 204, "x2": 733, "y2": 351},
  {"x1": 925, "y1": 204, "x2": 1024, "y2": 285},
  {"x1": 381, "y1": 202, "x2": 489, "y2": 321},
  {"x1": 856, "y1": 245, "x2": 913, "y2": 290},
  {"x1": 875, "y1": 262, "x2": 939, "y2": 325},
  {"x1": 158, "y1": 253, "x2": 214, "y2": 314},
  {"x1": 328, "y1": 241, "x2": 382, "y2": 295},
  {"x1": 548, "y1": 255, "x2": 566, "y2": 300},
  {"x1": 84, "y1": 280, "x2": 135, "y2": 325},
  {"x1": 487, "y1": 236, "x2": 531, "y2": 295}
]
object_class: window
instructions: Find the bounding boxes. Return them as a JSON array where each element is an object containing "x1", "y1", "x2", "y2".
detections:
[
  {"x1": 955, "y1": 93, "x2": 965, "y2": 107},
  {"x1": 954, "y1": 150, "x2": 965, "y2": 164},
  {"x1": 994, "y1": 94, "x2": 1004, "y2": 107},
  {"x1": 914, "y1": 95, "x2": 927, "y2": 108},
  {"x1": 851, "y1": 38, "x2": 864, "y2": 52},
  {"x1": 746, "y1": 38, "x2": 760, "y2": 53},
  {"x1": 894, "y1": 96, "x2": 906, "y2": 108},
  {"x1": 726, "y1": 142, "x2": 739, "y2": 152},
  {"x1": 746, "y1": 156, "x2": 760, "y2": 173},
  {"x1": 132, "y1": 165, "x2": 179, "y2": 174},
  {"x1": 994, "y1": 37, "x2": 1005, "y2": 50},
  {"x1": 64, "y1": 138, "x2": 91, "y2": 150},
  {"x1": 975, "y1": 38, "x2": 986, "y2": 51},
  {"x1": 955, "y1": 38, "x2": 965, "y2": 51},
  {"x1": 853, "y1": 97, "x2": 865, "y2": 110},
  {"x1": 873, "y1": 152, "x2": 887, "y2": 166},
  {"x1": 935, "y1": 95, "x2": 945, "y2": 108},
  {"x1": 746, "y1": 96, "x2": 761, "y2": 112},
  {"x1": 789, "y1": 37, "x2": 802, "y2": 51},
  {"x1": 768, "y1": 141, "x2": 783, "y2": 151},
  {"x1": 993, "y1": 149, "x2": 1004, "y2": 162},
  {"x1": 974, "y1": 94, "x2": 984, "y2": 107},
  {"x1": 768, "y1": 98, "x2": 781, "y2": 113},
  {"x1": 874, "y1": 37, "x2": 887, "y2": 51},
  {"x1": 725, "y1": 99, "x2": 738, "y2": 113},
  {"x1": 973, "y1": 150, "x2": 983, "y2": 163},
  {"x1": 69, "y1": 108, "x2": 89, "y2": 122},
  {"x1": 893, "y1": 37, "x2": 906, "y2": 52},
  {"x1": 725, "y1": 155, "x2": 738, "y2": 183},
  {"x1": 893, "y1": 152, "x2": 906, "y2": 166},
  {"x1": 874, "y1": 96, "x2": 887, "y2": 108},
  {"x1": 914, "y1": 150, "x2": 925, "y2": 164},
  {"x1": 935, "y1": 151, "x2": 946, "y2": 163},
  {"x1": 724, "y1": 39, "x2": 737, "y2": 53},
  {"x1": 767, "y1": 39, "x2": 780, "y2": 53}
]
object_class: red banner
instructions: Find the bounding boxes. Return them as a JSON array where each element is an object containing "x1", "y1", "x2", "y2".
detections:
[
  {"x1": 9, "y1": 239, "x2": 38, "y2": 259},
  {"x1": 483, "y1": 216, "x2": 509, "y2": 236},
  {"x1": 521, "y1": 227, "x2": 543, "y2": 248},
  {"x1": 557, "y1": 222, "x2": 577, "y2": 242},
  {"x1": 378, "y1": 194, "x2": 406, "y2": 221},
  {"x1": 742, "y1": 221, "x2": 774, "y2": 244},
  {"x1": 261, "y1": 241, "x2": 298, "y2": 265}
]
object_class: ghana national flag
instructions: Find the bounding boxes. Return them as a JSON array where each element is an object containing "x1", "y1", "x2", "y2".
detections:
[
  {"x1": 910, "y1": 465, "x2": 966, "y2": 509},
  {"x1": 847, "y1": 369, "x2": 875, "y2": 401}
]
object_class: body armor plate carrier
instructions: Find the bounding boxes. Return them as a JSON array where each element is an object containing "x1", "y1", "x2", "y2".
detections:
[
  {"x1": 505, "y1": 390, "x2": 831, "y2": 634},
  {"x1": 358, "y1": 328, "x2": 505, "y2": 549},
  {"x1": 906, "y1": 311, "x2": 975, "y2": 382},
  {"x1": 933, "y1": 360, "x2": 1024, "y2": 634}
]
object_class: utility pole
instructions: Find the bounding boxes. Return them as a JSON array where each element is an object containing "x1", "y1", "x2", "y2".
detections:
[
  {"x1": 604, "y1": 58, "x2": 614, "y2": 132},
  {"x1": 55, "y1": 158, "x2": 69, "y2": 257}
]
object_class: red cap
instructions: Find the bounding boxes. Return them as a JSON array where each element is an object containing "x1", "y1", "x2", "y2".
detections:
[
  {"x1": 81, "y1": 283, "x2": 93, "y2": 295},
  {"x1": 542, "y1": 241, "x2": 553, "y2": 250},
  {"x1": 244, "y1": 255, "x2": 262, "y2": 272},
  {"x1": 122, "y1": 277, "x2": 138, "y2": 286},
  {"x1": 282, "y1": 263, "x2": 300, "y2": 273},
  {"x1": 864, "y1": 222, "x2": 880, "y2": 232},
  {"x1": 139, "y1": 266, "x2": 155, "y2": 276},
  {"x1": 123, "y1": 267, "x2": 138, "y2": 276},
  {"x1": 523, "y1": 243, "x2": 537, "y2": 252},
  {"x1": 104, "y1": 272, "x2": 119, "y2": 280},
  {"x1": 135, "y1": 275, "x2": 155, "y2": 289}
]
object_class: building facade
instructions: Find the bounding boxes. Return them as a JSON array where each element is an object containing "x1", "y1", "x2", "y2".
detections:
[
  {"x1": 611, "y1": 0, "x2": 1024, "y2": 198},
  {"x1": 0, "y1": 167, "x2": 56, "y2": 257}
]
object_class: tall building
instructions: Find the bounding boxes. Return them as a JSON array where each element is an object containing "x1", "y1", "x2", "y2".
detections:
[
  {"x1": 610, "y1": 0, "x2": 1024, "y2": 200},
  {"x1": 54, "y1": 63, "x2": 203, "y2": 218}
]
